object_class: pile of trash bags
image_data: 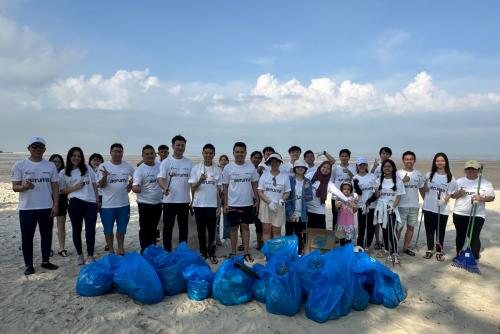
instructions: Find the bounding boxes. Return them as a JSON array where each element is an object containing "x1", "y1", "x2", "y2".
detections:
[{"x1": 76, "y1": 236, "x2": 406, "y2": 323}]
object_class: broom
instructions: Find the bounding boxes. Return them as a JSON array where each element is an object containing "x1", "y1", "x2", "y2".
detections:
[{"x1": 451, "y1": 165, "x2": 483, "y2": 274}]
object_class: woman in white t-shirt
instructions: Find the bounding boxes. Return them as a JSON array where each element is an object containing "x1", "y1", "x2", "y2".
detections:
[
  {"x1": 258, "y1": 153, "x2": 291, "y2": 242},
  {"x1": 451, "y1": 160, "x2": 495, "y2": 260},
  {"x1": 49, "y1": 154, "x2": 68, "y2": 258},
  {"x1": 422, "y1": 152, "x2": 455, "y2": 262},
  {"x1": 374, "y1": 159, "x2": 405, "y2": 265},
  {"x1": 60, "y1": 147, "x2": 99, "y2": 265}
]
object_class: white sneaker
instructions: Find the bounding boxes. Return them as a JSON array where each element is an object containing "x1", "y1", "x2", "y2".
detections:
[
  {"x1": 77, "y1": 254, "x2": 85, "y2": 265},
  {"x1": 85, "y1": 256, "x2": 96, "y2": 264}
]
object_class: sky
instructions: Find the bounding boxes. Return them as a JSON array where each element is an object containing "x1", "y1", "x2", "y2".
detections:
[{"x1": 1, "y1": 0, "x2": 500, "y2": 159}]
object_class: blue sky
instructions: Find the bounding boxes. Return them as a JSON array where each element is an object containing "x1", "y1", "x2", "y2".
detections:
[{"x1": 1, "y1": 0, "x2": 500, "y2": 158}]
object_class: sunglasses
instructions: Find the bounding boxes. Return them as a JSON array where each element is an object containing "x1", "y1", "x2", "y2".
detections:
[{"x1": 31, "y1": 144, "x2": 45, "y2": 150}]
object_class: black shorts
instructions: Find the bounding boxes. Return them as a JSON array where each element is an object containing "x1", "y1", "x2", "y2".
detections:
[
  {"x1": 227, "y1": 206, "x2": 254, "y2": 226},
  {"x1": 58, "y1": 194, "x2": 68, "y2": 216}
]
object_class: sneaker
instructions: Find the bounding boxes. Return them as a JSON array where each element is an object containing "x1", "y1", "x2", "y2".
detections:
[
  {"x1": 77, "y1": 254, "x2": 85, "y2": 265},
  {"x1": 392, "y1": 254, "x2": 401, "y2": 265},
  {"x1": 41, "y1": 262, "x2": 58, "y2": 270},
  {"x1": 24, "y1": 266, "x2": 35, "y2": 275},
  {"x1": 85, "y1": 256, "x2": 96, "y2": 264}
]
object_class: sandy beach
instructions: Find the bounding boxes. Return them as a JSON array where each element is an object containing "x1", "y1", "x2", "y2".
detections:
[{"x1": 1, "y1": 155, "x2": 499, "y2": 334}]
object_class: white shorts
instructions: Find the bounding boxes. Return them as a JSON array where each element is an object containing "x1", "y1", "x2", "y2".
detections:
[{"x1": 258, "y1": 201, "x2": 286, "y2": 228}]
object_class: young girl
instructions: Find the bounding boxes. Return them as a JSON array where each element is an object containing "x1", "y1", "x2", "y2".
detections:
[
  {"x1": 49, "y1": 154, "x2": 68, "y2": 257},
  {"x1": 335, "y1": 183, "x2": 358, "y2": 246},
  {"x1": 374, "y1": 159, "x2": 405, "y2": 265},
  {"x1": 422, "y1": 152, "x2": 455, "y2": 262}
]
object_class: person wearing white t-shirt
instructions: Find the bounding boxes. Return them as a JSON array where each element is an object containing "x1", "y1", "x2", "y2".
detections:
[
  {"x1": 352, "y1": 156, "x2": 377, "y2": 249},
  {"x1": 258, "y1": 153, "x2": 291, "y2": 242},
  {"x1": 396, "y1": 151, "x2": 426, "y2": 257},
  {"x1": 132, "y1": 145, "x2": 163, "y2": 253},
  {"x1": 250, "y1": 151, "x2": 264, "y2": 249},
  {"x1": 370, "y1": 146, "x2": 392, "y2": 249},
  {"x1": 281, "y1": 145, "x2": 302, "y2": 177},
  {"x1": 222, "y1": 142, "x2": 260, "y2": 263},
  {"x1": 331, "y1": 148, "x2": 356, "y2": 229},
  {"x1": 157, "y1": 135, "x2": 193, "y2": 251},
  {"x1": 60, "y1": 147, "x2": 99, "y2": 265},
  {"x1": 189, "y1": 144, "x2": 222, "y2": 264},
  {"x1": 421, "y1": 153, "x2": 456, "y2": 262},
  {"x1": 257, "y1": 146, "x2": 289, "y2": 176},
  {"x1": 98, "y1": 143, "x2": 134, "y2": 256},
  {"x1": 451, "y1": 160, "x2": 495, "y2": 260},
  {"x1": 11, "y1": 136, "x2": 60, "y2": 275},
  {"x1": 217, "y1": 154, "x2": 231, "y2": 244},
  {"x1": 303, "y1": 149, "x2": 336, "y2": 175},
  {"x1": 374, "y1": 159, "x2": 405, "y2": 265}
]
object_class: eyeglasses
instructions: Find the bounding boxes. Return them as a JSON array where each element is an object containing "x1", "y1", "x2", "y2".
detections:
[
  {"x1": 31, "y1": 144, "x2": 45, "y2": 150},
  {"x1": 272, "y1": 176, "x2": 277, "y2": 187}
]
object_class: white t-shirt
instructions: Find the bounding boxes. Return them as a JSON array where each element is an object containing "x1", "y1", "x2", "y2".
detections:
[
  {"x1": 189, "y1": 163, "x2": 222, "y2": 208},
  {"x1": 397, "y1": 169, "x2": 425, "y2": 208},
  {"x1": 293, "y1": 180, "x2": 304, "y2": 217},
  {"x1": 59, "y1": 168, "x2": 97, "y2": 203},
  {"x1": 11, "y1": 159, "x2": 59, "y2": 210},
  {"x1": 222, "y1": 162, "x2": 259, "y2": 207},
  {"x1": 158, "y1": 156, "x2": 193, "y2": 204},
  {"x1": 422, "y1": 172, "x2": 456, "y2": 215},
  {"x1": 376, "y1": 178, "x2": 406, "y2": 204},
  {"x1": 133, "y1": 162, "x2": 163, "y2": 205},
  {"x1": 331, "y1": 164, "x2": 356, "y2": 188},
  {"x1": 306, "y1": 179, "x2": 348, "y2": 215},
  {"x1": 307, "y1": 163, "x2": 319, "y2": 175},
  {"x1": 373, "y1": 165, "x2": 382, "y2": 180},
  {"x1": 353, "y1": 173, "x2": 377, "y2": 209},
  {"x1": 97, "y1": 161, "x2": 135, "y2": 208},
  {"x1": 257, "y1": 171, "x2": 291, "y2": 203},
  {"x1": 281, "y1": 161, "x2": 296, "y2": 177},
  {"x1": 453, "y1": 177, "x2": 495, "y2": 218}
]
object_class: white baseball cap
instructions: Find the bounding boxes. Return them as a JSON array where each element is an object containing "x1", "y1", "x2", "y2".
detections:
[
  {"x1": 265, "y1": 153, "x2": 283, "y2": 165},
  {"x1": 28, "y1": 136, "x2": 46, "y2": 146},
  {"x1": 356, "y1": 156, "x2": 368, "y2": 165}
]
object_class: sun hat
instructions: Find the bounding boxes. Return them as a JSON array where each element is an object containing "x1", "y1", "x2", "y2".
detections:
[{"x1": 265, "y1": 153, "x2": 283, "y2": 165}]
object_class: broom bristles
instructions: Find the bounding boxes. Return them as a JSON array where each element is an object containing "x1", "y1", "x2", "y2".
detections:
[{"x1": 451, "y1": 248, "x2": 481, "y2": 274}]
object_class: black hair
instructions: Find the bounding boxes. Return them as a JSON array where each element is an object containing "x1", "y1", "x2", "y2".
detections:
[
  {"x1": 340, "y1": 182, "x2": 353, "y2": 194},
  {"x1": 430, "y1": 152, "x2": 453, "y2": 183},
  {"x1": 339, "y1": 148, "x2": 351, "y2": 157},
  {"x1": 142, "y1": 144, "x2": 155, "y2": 153},
  {"x1": 49, "y1": 154, "x2": 65, "y2": 172},
  {"x1": 262, "y1": 146, "x2": 275, "y2": 154},
  {"x1": 379, "y1": 146, "x2": 392, "y2": 156},
  {"x1": 88, "y1": 153, "x2": 104, "y2": 166},
  {"x1": 303, "y1": 150, "x2": 314, "y2": 158},
  {"x1": 251, "y1": 151, "x2": 263, "y2": 159},
  {"x1": 171, "y1": 134, "x2": 187, "y2": 145},
  {"x1": 402, "y1": 150, "x2": 416, "y2": 160},
  {"x1": 219, "y1": 154, "x2": 229, "y2": 161},
  {"x1": 110, "y1": 143, "x2": 123, "y2": 151},
  {"x1": 378, "y1": 159, "x2": 398, "y2": 191},
  {"x1": 158, "y1": 144, "x2": 169, "y2": 151},
  {"x1": 233, "y1": 142, "x2": 247, "y2": 151},
  {"x1": 65, "y1": 147, "x2": 88, "y2": 177},
  {"x1": 203, "y1": 143, "x2": 216, "y2": 152},
  {"x1": 288, "y1": 146, "x2": 301, "y2": 154}
]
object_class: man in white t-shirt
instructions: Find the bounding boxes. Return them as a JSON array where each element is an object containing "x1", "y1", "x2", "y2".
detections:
[
  {"x1": 303, "y1": 149, "x2": 336, "y2": 175},
  {"x1": 396, "y1": 151, "x2": 425, "y2": 256},
  {"x1": 98, "y1": 143, "x2": 135, "y2": 255},
  {"x1": 222, "y1": 142, "x2": 260, "y2": 263},
  {"x1": 281, "y1": 145, "x2": 302, "y2": 177},
  {"x1": 132, "y1": 145, "x2": 163, "y2": 253},
  {"x1": 11, "y1": 136, "x2": 60, "y2": 275},
  {"x1": 157, "y1": 135, "x2": 193, "y2": 251},
  {"x1": 189, "y1": 143, "x2": 222, "y2": 264}
]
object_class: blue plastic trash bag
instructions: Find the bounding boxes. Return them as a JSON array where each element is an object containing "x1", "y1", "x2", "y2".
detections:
[
  {"x1": 261, "y1": 235, "x2": 298, "y2": 261},
  {"x1": 323, "y1": 243, "x2": 355, "y2": 316},
  {"x1": 294, "y1": 250, "x2": 325, "y2": 296},
  {"x1": 252, "y1": 263, "x2": 270, "y2": 303},
  {"x1": 157, "y1": 242, "x2": 209, "y2": 296},
  {"x1": 213, "y1": 256, "x2": 255, "y2": 305},
  {"x1": 143, "y1": 244, "x2": 170, "y2": 270},
  {"x1": 76, "y1": 254, "x2": 121, "y2": 296},
  {"x1": 305, "y1": 269, "x2": 344, "y2": 323},
  {"x1": 113, "y1": 253, "x2": 164, "y2": 304},
  {"x1": 182, "y1": 264, "x2": 214, "y2": 301},
  {"x1": 352, "y1": 274, "x2": 370, "y2": 311},
  {"x1": 265, "y1": 256, "x2": 302, "y2": 316}
]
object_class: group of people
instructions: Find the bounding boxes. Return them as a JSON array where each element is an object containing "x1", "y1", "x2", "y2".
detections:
[{"x1": 12, "y1": 136, "x2": 495, "y2": 275}]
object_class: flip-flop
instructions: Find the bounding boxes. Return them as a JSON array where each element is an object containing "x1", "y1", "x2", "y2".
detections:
[
  {"x1": 403, "y1": 249, "x2": 416, "y2": 256},
  {"x1": 209, "y1": 254, "x2": 219, "y2": 264},
  {"x1": 436, "y1": 253, "x2": 445, "y2": 262},
  {"x1": 244, "y1": 253, "x2": 254, "y2": 264},
  {"x1": 423, "y1": 251, "x2": 433, "y2": 259},
  {"x1": 58, "y1": 250, "x2": 68, "y2": 257}
]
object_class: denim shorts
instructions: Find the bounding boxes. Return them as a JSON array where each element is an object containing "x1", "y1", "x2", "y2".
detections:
[
  {"x1": 398, "y1": 207, "x2": 419, "y2": 227},
  {"x1": 100, "y1": 205, "x2": 130, "y2": 235}
]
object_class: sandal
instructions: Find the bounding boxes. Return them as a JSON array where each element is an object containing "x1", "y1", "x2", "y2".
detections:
[
  {"x1": 403, "y1": 249, "x2": 415, "y2": 257},
  {"x1": 209, "y1": 254, "x2": 219, "y2": 264},
  {"x1": 244, "y1": 253, "x2": 254, "y2": 264},
  {"x1": 423, "y1": 251, "x2": 433, "y2": 259},
  {"x1": 58, "y1": 250, "x2": 68, "y2": 257},
  {"x1": 436, "y1": 252, "x2": 445, "y2": 262}
]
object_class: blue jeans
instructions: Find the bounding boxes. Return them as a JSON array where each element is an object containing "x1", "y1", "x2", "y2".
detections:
[{"x1": 19, "y1": 209, "x2": 53, "y2": 267}]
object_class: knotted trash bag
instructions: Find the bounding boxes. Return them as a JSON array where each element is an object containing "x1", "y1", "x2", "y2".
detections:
[
  {"x1": 143, "y1": 244, "x2": 170, "y2": 270},
  {"x1": 252, "y1": 263, "x2": 270, "y2": 303},
  {"x1": 293, "y1": 250, "x2": 325, "y2": 296},
  {"x1": 76, "y1": 254, "x2": 121, "y2": 296},
  {"x1": 213, "y1": 256, "x2": 255, "y2": 305},
  {"x1": 261, "y1": 235, "x2": 299, "y2": 262},
  {"x1": 265, "y1": 256, "x2": 302, "y2": 316},
  {"x1": 182, "y1": 264, "x2": 214, "y2": 301}
]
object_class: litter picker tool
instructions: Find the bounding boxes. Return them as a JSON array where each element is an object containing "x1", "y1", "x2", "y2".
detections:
[
  {"x1": 452, "y1": 165, "x2": 483, "y2": 274},
  {"x1": 413, "y1": 209, "x2": 424, "y2": 251},
  {"x1": 435, "y1": 190, "x2": 444, "y2": 261}
]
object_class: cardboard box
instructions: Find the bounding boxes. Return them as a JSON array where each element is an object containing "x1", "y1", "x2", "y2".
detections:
[{"x1": 304, "y1": 228, "x2": 336, "y2": 254}]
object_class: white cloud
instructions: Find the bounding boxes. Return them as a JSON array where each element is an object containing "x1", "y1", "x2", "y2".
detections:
[{"x1": 248, "y1": 57, "x2": 276, "y2": 66}]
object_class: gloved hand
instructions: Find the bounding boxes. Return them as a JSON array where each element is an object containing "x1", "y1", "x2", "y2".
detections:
[
  {"x1": 387, "y1": 204, "x2": 395, "y2": 214},
  {"x1": 278, "y1": 199, "x2": 286, "y2": 207},
  {"x1": 268, "y1": 201, "x2": 278, "y2": 212}
]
